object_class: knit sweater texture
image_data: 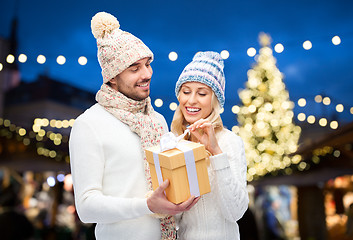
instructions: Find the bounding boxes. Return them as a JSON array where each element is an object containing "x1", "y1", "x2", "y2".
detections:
[
  {"x1": 69, "y1": 103, "x2": 168, "y2": 239},
  {"x1": 176, "y1": 128, "x2": 249, "y2": 240}
]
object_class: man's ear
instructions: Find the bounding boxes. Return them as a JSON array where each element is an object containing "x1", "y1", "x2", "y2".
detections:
[
  {"x1": 108, "y1": 77, "x2": 116, "y2": 85},
  {"x1": 107, "y1": 77, "x2": 118, "y2": 89}
]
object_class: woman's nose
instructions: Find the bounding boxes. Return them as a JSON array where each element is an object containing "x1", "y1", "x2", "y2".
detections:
[{"x1": 187, "y1": 93, "x2": 197, "y2": 104}]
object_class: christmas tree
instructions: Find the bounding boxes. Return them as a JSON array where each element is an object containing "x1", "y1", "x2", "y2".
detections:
[{"x1": 237, "y1": 33, "x2": 302, "y2": 182}]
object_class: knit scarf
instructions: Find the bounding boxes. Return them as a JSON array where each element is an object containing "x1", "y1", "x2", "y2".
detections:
[{"x1": 96, "y1": 84, "x2": 176, "y2": 239}]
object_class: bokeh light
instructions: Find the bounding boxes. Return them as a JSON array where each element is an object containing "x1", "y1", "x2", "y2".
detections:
[{"x1": 168, "y1": 51, "x2": 178, "y2": 61}]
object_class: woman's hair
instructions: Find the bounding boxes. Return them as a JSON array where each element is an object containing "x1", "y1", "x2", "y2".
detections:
[{"x1": 171, "y1": 90, "x2": 224, "y2": 137}]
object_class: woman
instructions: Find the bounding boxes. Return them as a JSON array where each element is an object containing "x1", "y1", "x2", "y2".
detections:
[{"x1": 171, "y1": 51, "x2": 249, "y2": 240}]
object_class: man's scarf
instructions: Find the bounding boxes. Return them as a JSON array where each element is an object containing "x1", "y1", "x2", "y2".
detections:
[{"x1": 96, "y1": 84, "x2": 176, "y2": 239}]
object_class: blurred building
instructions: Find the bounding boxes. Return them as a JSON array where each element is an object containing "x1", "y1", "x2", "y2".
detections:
[
  {"x1": 250, "y1": 121, "x2": 353, "y2": 240},
  {"x1": 0, "y1": 65, "x2": 96, "y2": 239},
  {"x1": 1, "y1": 74, "x2": 95, "y2": 172},
  {"x1": 4, "y1": 74, "x2": 95, "y2": 133},
  {"x1": 0, "y1": 18, "x2": 20, "y2": 117}
]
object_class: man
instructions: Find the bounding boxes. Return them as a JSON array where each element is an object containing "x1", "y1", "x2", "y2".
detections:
[{"x1": 69, "y1": 12, "x2": 198, "y2": 240}]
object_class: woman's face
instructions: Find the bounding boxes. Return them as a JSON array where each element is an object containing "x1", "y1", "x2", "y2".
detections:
[{"x1": 178, "y1": 82, "x2": 213, "y2": 124}]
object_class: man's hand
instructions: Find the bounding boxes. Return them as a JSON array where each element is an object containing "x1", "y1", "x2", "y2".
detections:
[{"x1": 147, "y1": 179, "x2": 200, "y2": 215}]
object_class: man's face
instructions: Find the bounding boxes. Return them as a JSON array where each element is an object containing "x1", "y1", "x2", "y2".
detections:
[{"x1": 109, "y1": 57, "x2": 153, "y2": 101}]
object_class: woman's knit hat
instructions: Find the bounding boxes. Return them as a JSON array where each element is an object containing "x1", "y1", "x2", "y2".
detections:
[
  {"x1": 175, "y1": 51, "x2": 226, "y2": 108},
  {"x1": 91, "y1": 12, "x2": 154, "y2": 83}
]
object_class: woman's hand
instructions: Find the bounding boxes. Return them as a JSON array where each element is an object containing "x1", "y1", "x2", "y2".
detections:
[{"x1": 188, "y1": 119, "x2": 222, "y2": 155}]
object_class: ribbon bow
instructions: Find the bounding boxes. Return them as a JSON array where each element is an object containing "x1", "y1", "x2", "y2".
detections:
[
  {"x1": 154, "y1": 128, "x2": 200, "y2": 198},
  {"x1": 160, "y1": 128, "x2": 190, "y2": 152}
]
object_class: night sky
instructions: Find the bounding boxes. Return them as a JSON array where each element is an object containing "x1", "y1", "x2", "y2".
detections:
[{"x1": 1, "y1": 0, "x2": 353, "y2": 128}]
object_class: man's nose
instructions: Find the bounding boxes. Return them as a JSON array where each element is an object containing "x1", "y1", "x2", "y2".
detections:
[{"x1": 141, "y1": 66, "x2": 152, "y2": 79}]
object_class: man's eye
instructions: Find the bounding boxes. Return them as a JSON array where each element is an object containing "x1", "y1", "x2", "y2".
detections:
[{"x1": 131, "y1": 67, "x2": 139, "y2": 72}]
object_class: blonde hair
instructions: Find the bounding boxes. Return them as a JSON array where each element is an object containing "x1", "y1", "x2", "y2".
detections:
[{"x1": 171, "y1": 91, "x2": 224, "y2": 137}]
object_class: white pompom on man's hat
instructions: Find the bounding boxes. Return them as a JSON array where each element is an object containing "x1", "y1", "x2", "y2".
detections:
[{"x1": 91, "y1": 12, "x2": 154, "y2": 83}]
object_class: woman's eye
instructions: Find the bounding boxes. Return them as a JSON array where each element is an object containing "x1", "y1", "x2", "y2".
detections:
[
  {"x1": 199, "y1": 93, "x2": 207, "y2": 96},
  {"x1": 183, "y1": 91, "x2": 191, "y2": 94}
]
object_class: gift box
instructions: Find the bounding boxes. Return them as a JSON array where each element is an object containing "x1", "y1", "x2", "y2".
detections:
[{"x1": 145, "y1": 140, "x2": 211, "y2": 204}]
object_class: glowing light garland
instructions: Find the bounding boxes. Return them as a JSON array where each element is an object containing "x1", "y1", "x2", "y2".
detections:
[
  {"x1": 0, "y1": 118, "x2": 70, "y2": 163},
  {"x1": 0, "y1": 34, "x2": 347, "y2": 67}
]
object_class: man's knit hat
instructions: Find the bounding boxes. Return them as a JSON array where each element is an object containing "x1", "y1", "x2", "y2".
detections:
[
  {"x1": 175, "y1": 51, "x2": 225, "y2": 108},
  {"x1": 91, "y1": 12, "x2": 154, "y2": 83}
]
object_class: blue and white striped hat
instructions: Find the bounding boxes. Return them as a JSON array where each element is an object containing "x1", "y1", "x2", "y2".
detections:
[{"x1": 175, "y1": 51, "x2": 225, "y2": 108}]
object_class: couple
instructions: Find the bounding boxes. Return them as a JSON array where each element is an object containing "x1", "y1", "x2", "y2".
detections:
[{"x1": 69, "y1": 12, "x2": 249, "y2": 240}]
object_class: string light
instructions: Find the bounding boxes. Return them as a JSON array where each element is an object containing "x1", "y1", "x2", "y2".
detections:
[
  {"x1": 18, "y1": 128, "x2": 26, "y2": 136},
  {"x1": 319, "y1": 118, "x2": 328, "y2": 127},
  {"x1": 78, "y1": 56, "x2": 87, "y2": 65},
  {"x1": 37, "y1": 55, "x2": 46, "y2": 64},
  {"x1": 307, "y1": 115, "x2": 316, "y2": 124},
  {"x1": 315, "y1": 95, "x2": 323, "y2": 103},
  {"x1": 274, "y1": 43, "x2": 284, "y2": 53},
  {"x1": 330, "y1": 121, "x2": 338, "y2": 129},
  {"x1": 232, "y1": 105, "x2": 240, "y2": 114},
  {"x1": 297, "y1": 98, "x2": 307, "y2": 107},
  {"x1": 169, "y1": 102, "x2": 178, "y2": 111},
  {"x1": 168, "y1": 51, "x2": 178, "y2": 61},
  {"x1": 323, "y1": 97, "x2": 331, "y2": 105},
  {"x1": 220, "y1": 50, "x2": 230, "y2": 59},
  {"x1": 0, "y1": 34, "x2": 346, "y2": 69},
  {"x1": 56, "y1": 55, "x2": 66, "y2": 65},
  {"x1": 297, "y1": 113, "x2": 306, "y2": 121},
  {"x1": 336, "y1": 104, "x2": 344, "y2": 112},
  {"x1": 292, "y1": 94, "x2": 352, "y2": 126},
  {"x1": 332, "y1": 36, "x2": 341, "y2": 45},
  {"x1": 303, "y1": 40, "x2": 312, "y2": 50},
  {"x1": 232, "y1": 125, "x2": 240, "y2": 133},
  {"x1": 232, "y1": 90, "x2": 352, "y2": 130},
  {"x1": 154, "y1": 98, "x2": 163, "y2": 107},
  {"x1": 18, "y1": 54, "x2": 27, "y2": 63},
  {"x1": 247, "y1": 47, "x2": 256, "y2": 57},
  {"x1": 6, "y1": 54, "x2": 15, "y2": 63}
]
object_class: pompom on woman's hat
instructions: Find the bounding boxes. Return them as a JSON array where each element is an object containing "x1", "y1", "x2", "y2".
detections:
[
  {"x1": 175, "y1": 51, "x2": 226, "y2": 108},
  {"x1": 91, "y1": 12, "x2": 154, "y2": 83}
]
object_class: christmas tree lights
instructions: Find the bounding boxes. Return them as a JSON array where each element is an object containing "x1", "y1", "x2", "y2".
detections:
[{"x1": 237, "y1": 33, "x2": 302, "y2": 182}]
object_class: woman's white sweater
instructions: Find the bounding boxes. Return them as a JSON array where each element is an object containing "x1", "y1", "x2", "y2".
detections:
[
  {"x1": 177, "y1": 128, "x2": 249, "y2": 240},
  {"x1": 69, "y1": 103, "x2": 168, "y2": 240}
]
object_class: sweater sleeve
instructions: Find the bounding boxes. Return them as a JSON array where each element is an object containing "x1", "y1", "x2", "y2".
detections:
[
  {"x1": 69, "y1": 117, "x2": 152, "y2": 224},
  {"x1": 208, "y1": 131, "x2": 249, "y2": 222}
]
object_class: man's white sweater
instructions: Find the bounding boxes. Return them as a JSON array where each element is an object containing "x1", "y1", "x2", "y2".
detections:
[{"x1": 69, "y1": 103, "x2": 168, "y2": 239}]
